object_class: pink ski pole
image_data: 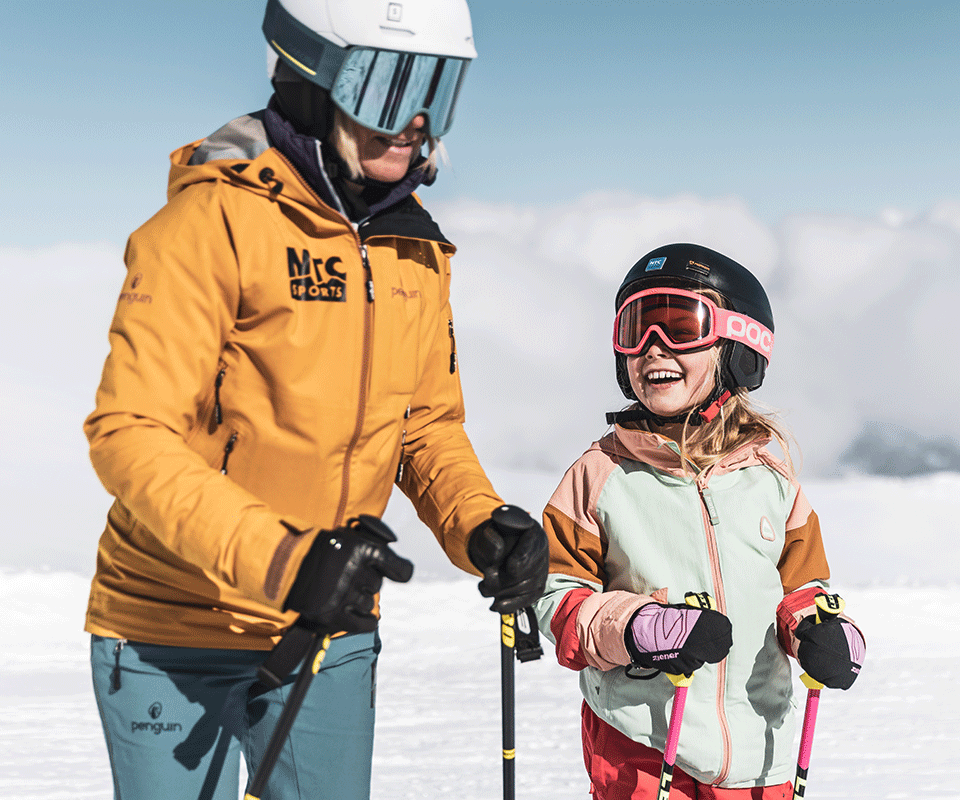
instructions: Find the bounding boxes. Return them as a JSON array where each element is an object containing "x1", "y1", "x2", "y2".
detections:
[
  {"x1": 792, "y1": 594, "x2": 844, "y2": 799},
  {"x1": 657, "y1": 592, "x2": 715, "y2": 800}
]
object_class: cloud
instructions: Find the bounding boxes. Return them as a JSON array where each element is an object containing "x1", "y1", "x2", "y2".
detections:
[
  {"x1": 431, "y1": 193, "x2": 960, "y2": 476},
  {"x1": 2, "y1": 195, "x2": 958, "y2": 567}
]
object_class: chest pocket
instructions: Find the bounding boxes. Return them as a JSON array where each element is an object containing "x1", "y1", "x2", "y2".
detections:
[{"x1": 371, "y1": 239, "x2": 443, "y2": 396}]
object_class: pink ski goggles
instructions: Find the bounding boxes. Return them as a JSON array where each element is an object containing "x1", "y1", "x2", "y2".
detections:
[{"x1": 614, "y1": 288, "x2": 774, "y2": 360}]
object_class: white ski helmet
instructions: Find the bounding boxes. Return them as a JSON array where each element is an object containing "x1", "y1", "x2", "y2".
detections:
[{"x1": 263, "y1": 0, "x2": 476, "y2": 136}]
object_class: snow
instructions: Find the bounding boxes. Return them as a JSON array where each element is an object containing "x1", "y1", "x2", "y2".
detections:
[{"x1": 2, "y1": 471, "x2": 959, "y2": 799}]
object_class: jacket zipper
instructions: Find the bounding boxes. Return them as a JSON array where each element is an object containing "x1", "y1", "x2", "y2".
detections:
[
  {"x1": 448, "y1": 319, "x2": 457, "y2": 374},
  {"x1": 265, "y1": 152, "x2": 390, "y2": 527},
  {"x1": 334, "y1": 242, "x2": 375, "y2": 526},
  {"x1": 213, "y1": 367, "x2": 227, "y2": 428},
  {"x1": 695, "y1": 475, "x2": 733, "y2": 785},
  {"x1": 395, "y1": 405, "x2": 411, "y2": 483}
]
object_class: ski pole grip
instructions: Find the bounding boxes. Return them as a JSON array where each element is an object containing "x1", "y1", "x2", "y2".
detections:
[
  {"x1": 814, "y1": 593, "x2": 844, "y2": 624},
  {"x1": 665, "y1": 592, "x2": 717, "y2": 685}
]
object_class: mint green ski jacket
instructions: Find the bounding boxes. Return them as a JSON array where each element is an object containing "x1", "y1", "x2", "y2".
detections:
[{"x1": 532, "y1": 424, "x2": 831, "y2": 789}]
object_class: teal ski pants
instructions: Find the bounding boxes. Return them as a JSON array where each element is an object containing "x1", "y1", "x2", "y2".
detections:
[{"x1": 91, "y1": 631, "x2": 380, "y2": 800}]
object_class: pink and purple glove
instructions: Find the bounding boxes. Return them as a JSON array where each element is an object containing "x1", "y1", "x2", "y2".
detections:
[{"x1": 624, "y1": 601, "x2": 733, "y2": 676}]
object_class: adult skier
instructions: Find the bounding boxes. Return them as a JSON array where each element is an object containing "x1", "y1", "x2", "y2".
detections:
[{"x1": 83, "y1": 2, "x2": 547, "y2": 798}]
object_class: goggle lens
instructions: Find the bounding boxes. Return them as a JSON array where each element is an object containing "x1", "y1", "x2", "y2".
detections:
[
  {"x1": 331, "y1": 48, "x2": 469, "y2": 136},
  {"x1": 616, "y1": 292, "x2": 714, "y2": 352}
]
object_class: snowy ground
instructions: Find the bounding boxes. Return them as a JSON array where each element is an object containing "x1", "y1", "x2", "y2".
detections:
[{"x1": 2, "y1": 473, "x2": 959, "y2": 799}]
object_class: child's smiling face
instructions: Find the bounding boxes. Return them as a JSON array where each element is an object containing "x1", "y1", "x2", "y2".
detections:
[{"x1": 627, "y1": 336, "x2": 718, "y2": 420}]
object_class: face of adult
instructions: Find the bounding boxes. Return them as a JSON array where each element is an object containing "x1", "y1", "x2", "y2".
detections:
[{"x1": 346, "y1": 113, "x2": 428, "y2": 183}]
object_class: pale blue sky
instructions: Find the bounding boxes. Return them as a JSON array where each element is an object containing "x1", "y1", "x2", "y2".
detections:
[{"x1": 2, "y1": 0, "x2": 958, "y2": 247}]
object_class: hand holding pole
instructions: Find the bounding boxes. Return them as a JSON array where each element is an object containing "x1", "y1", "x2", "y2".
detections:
[
  {"x1": 792, "y1": 593, "x2": 844, "y2": 800},
  {"x1": 656, "y1": 592, "x2": 716, "y2": 800}
]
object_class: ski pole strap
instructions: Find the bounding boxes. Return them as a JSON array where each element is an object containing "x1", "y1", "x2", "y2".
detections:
[
  {"x1": 514, "y1": 607, "x2": 543, "y2": 663},
  {"x1": 256, "y1": 617, "x2": 323, "y2": 690},
  {"x1": 683, "y1": 591, "x2": 716, "y2": 611}
]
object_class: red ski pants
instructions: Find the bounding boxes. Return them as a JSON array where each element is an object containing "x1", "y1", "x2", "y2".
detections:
[{"x1": 582, "y1": 703, "x2": 791, "y2": 800}]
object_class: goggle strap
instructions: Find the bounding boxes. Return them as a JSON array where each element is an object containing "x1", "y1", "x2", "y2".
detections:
[{"x1": 712, "y1": 308, "x2": 774, "y2": 362}]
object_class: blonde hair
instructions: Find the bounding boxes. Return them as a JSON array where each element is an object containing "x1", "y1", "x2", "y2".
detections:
[
  {"x1": 670, "y1": 380, "x2": 797, "y2": 473},
  {"x1": 330, "y1": 108, "x2": 441, "y2": 182},
  {"x1": 634, "y1": 288, "x2": 797, "y2": 473}
]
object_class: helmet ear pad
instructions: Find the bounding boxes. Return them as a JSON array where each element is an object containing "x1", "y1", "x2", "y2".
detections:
[
  {"x1": 615, "y1": 351, "x2": 637, "y2": 401},
  {"x1": 723, "y1": 341, "x2": 767, "y2": 392}
]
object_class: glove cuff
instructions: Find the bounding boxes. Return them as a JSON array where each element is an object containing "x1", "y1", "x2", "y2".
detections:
[{"x1": 283, "y1": 530, "x2": 326, "y2": 613}]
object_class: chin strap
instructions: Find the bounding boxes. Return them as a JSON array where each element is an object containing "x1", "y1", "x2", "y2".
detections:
[{"x1": 606, "y1": 388, "x2": 733, "y2": 428}]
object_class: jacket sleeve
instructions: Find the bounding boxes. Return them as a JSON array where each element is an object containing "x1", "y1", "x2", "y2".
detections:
[
  {"x1": 532, "y1": 454, "x2": 657, "y2": 672},
  {"x1": 777, "y1": 485, "x2": 831, "y2": 594},
  {"x1": 775, "y1": 483, "x2": 837, "y2": 656},
  {"x1": 395, "y1": 291, "x2": 503, "y2": 575},
  {"x1": 84, "y1": 187, "x2": 314, "y2": 609}
]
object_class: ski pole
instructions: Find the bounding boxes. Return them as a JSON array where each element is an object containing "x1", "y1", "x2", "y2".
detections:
[
  {"x1": 245, "y1": 629, "x2": 332, "y2": 800},
  {"x1": 657, "y1": 592, "x2": 716, "y2": 800},
  {"x1": 499, "y1": 607, "x2": 543, "y2": 800},
  {"x1": 500, "y1": 612, "x2": 517, "y2": 800},
  {"x1": 792, "y1": 593, "x2": 844, "y2": 800}
]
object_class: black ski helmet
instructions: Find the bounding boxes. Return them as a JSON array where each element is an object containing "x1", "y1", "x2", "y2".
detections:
[{"x1": 613, "y1": 243, "x2": 774, "y2": 404}]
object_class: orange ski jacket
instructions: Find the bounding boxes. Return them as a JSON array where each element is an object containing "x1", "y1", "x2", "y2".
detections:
[{"x1": 84, "y1": 114, "x2": 502, "y2": 650}]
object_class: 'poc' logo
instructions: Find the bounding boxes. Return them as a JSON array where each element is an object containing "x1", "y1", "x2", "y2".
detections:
[
  {"x1": 724, "y1": 315, "x2": 773, "y2": 354},
  {"x1": 287, "y1": 248, "x2": 347, "y2": 302}
]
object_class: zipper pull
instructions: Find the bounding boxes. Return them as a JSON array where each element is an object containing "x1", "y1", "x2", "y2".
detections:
[
  {"x1": 700, "y1": 485, "x2": 720, "y2": 526},
  {"x1": 395, "y1": 428, "x2": 407, "y2": 483},
  {"x1": 214, "y1": 368, "x2": 226, "y2": 426},
  {"x1": 111, "y1": 639, "x2": 127, "y2": 691},
  {"x1": 395, "y1": 406, "x2": 411, "y2": 483},
  {"x1": 221, "y1": 432, "x2": 238, "y2": 474},
  {"x1": 448, "y1": 319, "x2": 457, "y2": 374},
  {"x1": 360, "y1": 244, "x2": 375, "y2": 302}
]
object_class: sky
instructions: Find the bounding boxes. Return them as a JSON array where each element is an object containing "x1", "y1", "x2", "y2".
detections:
[
  {"x1": 1, "y1": 1, "x2": 959, "y2": 570},
  {"x1": 2, "y1": 1, "x2": 959, "y2": 246}
]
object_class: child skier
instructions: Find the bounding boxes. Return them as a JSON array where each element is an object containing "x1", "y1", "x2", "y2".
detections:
[{"x1": 533, "y1": 243, "x2": 865, "y2": 799}]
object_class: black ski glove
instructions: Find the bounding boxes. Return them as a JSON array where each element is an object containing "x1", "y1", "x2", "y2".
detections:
[
  {"x1": 284, "y1": 515, "x2": 413, "y2": 634},
  {"x1": 796, "y1": 615, "x2": 865, "y2": 690},
  {"x1": 467, "y1": 505, "x2": 549, "y2": 613},
  {"x1": 625, "y1": 600, "x2": 733, "y2": 676}
]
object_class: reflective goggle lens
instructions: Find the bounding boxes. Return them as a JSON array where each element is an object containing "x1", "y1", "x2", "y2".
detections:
[
  {"x1": 331, "y1": 48, "x2": 469, "y2": 136},
  {"x1": 615, "y1": 292, "x2": 714, "y2": 353}
]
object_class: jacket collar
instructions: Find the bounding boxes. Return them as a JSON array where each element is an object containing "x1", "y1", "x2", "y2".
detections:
[
  {"x1": 263, "y1": 97, "x2": 431, "y2": 224},
  {"x1": 180, "y1": 107, "x2": 452, "y2": 247},
  {"x1": 605, "y1": 424, "x2": 776, "y2": 480}
]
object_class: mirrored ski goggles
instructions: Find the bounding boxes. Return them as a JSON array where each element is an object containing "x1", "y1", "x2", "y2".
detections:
[
  {"x1": 614, "y1": 288, "x2": 774, "y2": 360},
  {"x1": 330, "y1": 47, "x2": 470, "y2": 137}
]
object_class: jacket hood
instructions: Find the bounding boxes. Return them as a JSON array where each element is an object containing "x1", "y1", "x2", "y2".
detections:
[
  {"x1": 167, "y1": 108, "x2": 452, "y2": 246},
  {"x1": 601, "y1": 424, "x2": 781, "y2": 481},
  {"x1": 167, "y1": 111, "x2": 305, "y2": 205}
]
